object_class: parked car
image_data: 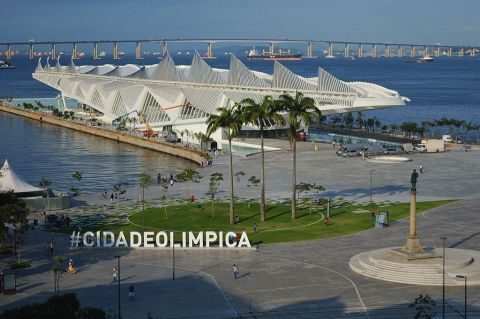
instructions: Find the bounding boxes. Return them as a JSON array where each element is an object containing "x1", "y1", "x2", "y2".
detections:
[
  {"x1": 164, "y1": 132, "x2": 181, "y2": 143},
  {"x1": 384, "y1": 146, "x2": 404, "y2": 155},
  {"x1": 336, "y1": 144, "x2": 364, "y2": 156},
  {"x1": 342, "y1": 149, "x2": 360, "y2": 157}
]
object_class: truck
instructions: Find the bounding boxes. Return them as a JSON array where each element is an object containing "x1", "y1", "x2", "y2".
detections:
[
  {"x1": 417, "y1": 139, "x2": 444, "y2": 153},
  {"x1": 402, "y1": 143, "x2": 414, "y2": 153}
]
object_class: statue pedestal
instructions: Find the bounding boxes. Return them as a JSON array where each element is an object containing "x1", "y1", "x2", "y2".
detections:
[{"x1": 389, "y1": 190, "x2": 439, "y2": 260}]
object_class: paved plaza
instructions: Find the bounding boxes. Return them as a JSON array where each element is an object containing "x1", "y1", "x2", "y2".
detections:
[{"x1": 1, "y1": 142, "x2": 480, "y2": 318}]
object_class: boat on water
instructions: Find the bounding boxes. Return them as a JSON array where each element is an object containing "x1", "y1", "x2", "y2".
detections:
[
  {"x1": 99, "y1": 51, "x2": 106, "y2": 57},
  {"x1": 0, "y1": 60, "x2": 15, "y2": 69},
  {"x1": 419, "y1": 55, "x2": 434, "y2": 62},
  {"x1": 404, "y1": 55, "x2": 434, "y2": 63},
  {"x1": 247, "y1": 47, "x2": 302, "y2": 61}
]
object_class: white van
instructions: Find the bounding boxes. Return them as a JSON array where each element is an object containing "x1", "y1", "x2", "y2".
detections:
[{"x1": 442, "y1": 135, "x2": 453, "y2": 143}]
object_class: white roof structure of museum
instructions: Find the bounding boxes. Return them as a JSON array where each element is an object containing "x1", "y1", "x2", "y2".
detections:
[{"x1": 33, "y1": 51, "x2": 409, "y2": 126}]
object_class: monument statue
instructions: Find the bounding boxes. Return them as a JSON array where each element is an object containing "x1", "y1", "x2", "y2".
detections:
[{"x1": 410, "y1": 169, "x2": 419, "y2": 191}]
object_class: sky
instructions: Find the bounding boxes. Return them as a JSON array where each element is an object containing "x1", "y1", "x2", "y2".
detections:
[{"x1": 1, "y1": 0, "x2": 479, "y2": 46}]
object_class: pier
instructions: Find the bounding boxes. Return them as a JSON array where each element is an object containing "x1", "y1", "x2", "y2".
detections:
[{"x1": 1, "y1": 38, "x2": 478, "y2": 60}]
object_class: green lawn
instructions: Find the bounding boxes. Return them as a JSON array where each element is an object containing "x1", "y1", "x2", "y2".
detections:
[{"x1": 111, "y1": 199, "x2": 455, "y2": 244}]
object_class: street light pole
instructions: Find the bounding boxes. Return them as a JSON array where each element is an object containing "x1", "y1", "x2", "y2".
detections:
[
  {"x1": 456, "y1": 275, "x2": 467, "y2": 319},
  {"x1": 114, "y1": 255, "x2": 121, "y2": 319},
  {"x1": 172, "y1": 208, "x2": 176, "y2": 281},
  {"x1": 370, "y1": 169, "x2": 374, "y2": 205},
  {"x1": 440, "y1": 237, "x2": 447, "y2": 319},
  {"x1": 370, "y1": 169, "x2": 375, "y2": 226},
  {"x1": 13, "y1": 226, "x2": 17, "y2": 261}
]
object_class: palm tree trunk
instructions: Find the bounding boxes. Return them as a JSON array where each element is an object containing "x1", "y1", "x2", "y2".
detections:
[
  {"x1": 291, "y1": 139, "x2": 297, "y2": 219},
  {"x1": 260, "y1": 128, "x2": 266, "y2": 222},
  {"x1": 228, "y1": 138, "x2": 235, "y2": 224}
]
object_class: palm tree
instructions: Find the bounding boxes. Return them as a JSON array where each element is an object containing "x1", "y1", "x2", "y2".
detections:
[
  {"x1": 39, "y1": 176, "x2": 52, "y2": 211},
  {"x1": 241, "y1": 96, "x2": 285, "y2": 222},
  {"x1": 72, "y1": 171, "x2": 82, "y2": 195},
  {"x1": 355, "y1": 112, "x2": 364, "y2": 130},
  {"x1": 278, "y1": 92, "x2": 321, "y2": 219},
  {"x1": 463, "y1": 121, "x2": 475, "y2": 143},
  {"x1": 452, "y1": 119, "x2": 465, "y2": 142},
  {"x1": 139, "y1": 172, "x2": 152, "y2": 231},
  {"x1": 206, "y1": 105, "x2": 244, "y2": 225}
]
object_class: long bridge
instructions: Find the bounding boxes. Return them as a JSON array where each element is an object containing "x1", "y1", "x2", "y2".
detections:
[{"x1": 1, "y1": 38, "x2": 478, "y2": 60}]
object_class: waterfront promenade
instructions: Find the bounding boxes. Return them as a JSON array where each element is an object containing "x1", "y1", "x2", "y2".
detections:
[{"x1": 0, "y1": 104, "x2": 208, "y2": 166}]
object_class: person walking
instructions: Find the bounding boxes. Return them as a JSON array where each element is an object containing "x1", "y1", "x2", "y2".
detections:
[
  {"x1": 419, "y1": 164, "x2": 423, "y2": 173},
  {"x1": 233, "y1": 264, "x2": 239, "y2": 279},
  {"x1": 128, "y1": 285, "x2": 135, "y2": 301},
  {"x1": 253, "y1": 223, "x2": 257, "y2": 233},
  {"x1": 112, "y1": 266, "x2": 118, "y2": 281}
]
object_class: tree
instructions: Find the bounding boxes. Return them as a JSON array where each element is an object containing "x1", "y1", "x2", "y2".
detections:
[
  {"x1": 421, "y1": 121, "x2": 433, "y2": 138},
  {"x1": 0, "y1": 292, "x2": 106, "y2": 319},
  {"x1": 452, "y1": 119, "x2": 465, "y2": 142},
  {"x1": 71, "y1": 171, "x2": 82, "y2": 196},
  {"x1": 463, "y1": 121, "x2": 475, "y2": 143},
  {"x1": 208, "y1": 172, "x2": 223, "y2": 218},
  {"x1": 139, "y1": 172, "x2": 152, "y2": 231},
  {"x1": 52, "y1": 256, "x2": 66, "y2": 296},
  {"x1": 0, "y1": 192, "x2": 28, "y2": 249},
  {"x1": 241, "y1": 96, "x2": 285, "y2": 222},
  {"x1": 39, "y1": 176, "x2": 52, "y2": 211},
  {"x1": 343, "y1": 112, "x2": 354, "y2": 130},
  {"x1": 278, "y1": 92, "x2": 321, "y2": 219},
  {"x1": 296, "y1": 182, "x2": 325, "y2": 204},
  {"x1": 409, "y1": 294, "x2": 436, "y2": 319},
  {"x1": 176, "y1": 168, "x2": 202, "y2": 200},
  {"x1": 234, "y1": 171, "x2": 245, "y2": 182},
  {"x1": 355, "y1": 112, "x2": 364, "y2": 130},
  {"x1": 206, "y1": 105, "x2": 244, "y2": 225}
]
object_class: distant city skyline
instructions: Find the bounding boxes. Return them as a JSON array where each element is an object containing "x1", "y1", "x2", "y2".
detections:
[{"x1": 2, "y1": 0, "x2": 480, "y2": 46}]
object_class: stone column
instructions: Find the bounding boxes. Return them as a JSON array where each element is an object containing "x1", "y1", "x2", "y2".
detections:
[
  {"x1": 162, "y1": 41, "x2": 168, "y2": 56},
  {"x1": 51, "y1": 43, "x2": 57, "y2": 60},
  {"x1": 404, "y1": 191, "x2": 423, "y2": 253},
  {"x1": 135, "y1": 41, "x2": 142, "y2": 59},
  {"x1": 93, "y1": 42, "x2": 99, "y2": 60}
]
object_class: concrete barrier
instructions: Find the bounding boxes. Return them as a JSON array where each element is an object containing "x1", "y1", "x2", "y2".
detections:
[{"x1": 0, "y1": 105, "x2": 208, "y2": 165}]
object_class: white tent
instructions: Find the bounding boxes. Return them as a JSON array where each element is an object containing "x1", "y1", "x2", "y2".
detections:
[{"x1": 0, "y1": 159, "x2": 43, "y2": 193}]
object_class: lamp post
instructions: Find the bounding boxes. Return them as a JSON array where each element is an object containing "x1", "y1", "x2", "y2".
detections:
[
  {"x1": 114, "y1": 255, "x2": 121, "y2": 319},
  {"x1": 440, "y1": 237, "x2": 447, "y2": 319},
  {"x1": 172, "y1": 208, "x2": 176, "y2": 281},
  {"x1": 456, "y1": 275, "x2": 467, "y2": 319},
  {"x1": 370, "y1": 169, "x2": 375, "y2": 226}
]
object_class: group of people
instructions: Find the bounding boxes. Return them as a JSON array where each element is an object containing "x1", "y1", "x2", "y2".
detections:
[
  {"x1": 112, "y1": 266, "x2": 135, "y2": 301},
  {"x1": 157, "y1": 173, "x2": 175, "y2": 186},
  {"x1": 102, "y1": 189, "x2": 119, "y2": 201},
  {"x1": 199, "y1": 160, "x2": 213, "y2": 168}
]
